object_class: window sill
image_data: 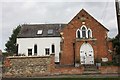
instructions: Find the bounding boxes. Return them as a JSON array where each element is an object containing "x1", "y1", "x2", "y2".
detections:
[{"x1": 76, "y1": 38, "x2": 97, "y2": 41}]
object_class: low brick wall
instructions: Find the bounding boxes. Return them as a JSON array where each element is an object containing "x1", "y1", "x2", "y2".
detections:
[
  {"x1": 99, "y1": 66, "x2": 120, "y2": 74},
  {"x1": 53, "y1": 67, "x2": 84, "y2": 75},
  {"x1": 3, "y1": 54, "x2": 55, "y2": 77}
]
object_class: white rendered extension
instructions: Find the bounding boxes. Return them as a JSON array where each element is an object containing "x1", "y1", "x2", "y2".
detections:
[{"x1": 17, "y1": 37, "x2": 61, "y2": 62}]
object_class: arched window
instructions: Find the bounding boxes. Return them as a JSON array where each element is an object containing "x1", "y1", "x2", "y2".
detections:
[
  {"x1": 34, "y1": 45, "x2": 37, "y2": 55},
  {"x1": 16, "y1": 44, "x2": 19, "y2": 55},
  {"x1": 77, "y1": 30, "x2": 80, "y2": 38},
  {"x1": 88, "y1": 30, "x2": 91, "y2": 38},
  {"x1": 88, "y1": 29, "x2": 92, "y2": 38},
  {"x1": 52, "y1": 44, "x2": 55, "y2": 53},
  {"x1": 82, "y1": 27, "x2": 86, "y2": 38},
  {"x1": 76, "y1": 25, "x2": 92, "y2": 39}
]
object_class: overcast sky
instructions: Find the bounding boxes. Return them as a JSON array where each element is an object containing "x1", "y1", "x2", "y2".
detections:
[{"x1": 0, "y1": 0, "x2": 118, "y2": 52}]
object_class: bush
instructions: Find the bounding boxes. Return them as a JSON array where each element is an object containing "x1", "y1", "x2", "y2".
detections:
[
  {"x1": 101, "y1": 61, "x2": 112, "y2": 66},
  {"x1": 2, "y1": 52, "x2": 15, "y2": 57},
  {"x1": 101, "y1": 61, "x2": 119, "y2": 66},
  {"x1": 95, "y1": 58, "x2": 119, "y2": 66},
  {"x1": 18, "y1": 54, "x2": 25, "y2": 56},
  {"x1": 95, "y1": 58, "x2": 101, "y2": 63}
]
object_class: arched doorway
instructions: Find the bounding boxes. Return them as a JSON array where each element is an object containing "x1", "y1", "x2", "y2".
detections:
[{"x1": 80, "y1": 43, "x2": 94, "y2": 64}]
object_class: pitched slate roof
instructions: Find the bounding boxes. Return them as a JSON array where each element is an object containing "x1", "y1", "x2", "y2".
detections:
[{"x1": 17, "y1": 24, "x2": 66, "y2": 38}]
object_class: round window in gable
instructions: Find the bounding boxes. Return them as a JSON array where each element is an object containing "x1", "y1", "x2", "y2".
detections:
[{"x1": 82, "y1": 15, "x2": 84, "y2": 17}]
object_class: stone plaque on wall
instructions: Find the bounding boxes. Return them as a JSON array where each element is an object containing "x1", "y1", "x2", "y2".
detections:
[{"x1": 102, "y1": 58, "x2": 108, "y2": 62}]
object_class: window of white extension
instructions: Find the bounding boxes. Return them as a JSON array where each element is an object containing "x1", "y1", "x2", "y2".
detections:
[
  {"x1": 28, "y1": 49, "x2": 32, "y2": 56},
  {"x1": 45, "y1": 48, "x2": 50, "y2": 55},
  {"x1": 51, "y1": 44, "x2": 55, "y2": 53},
  {"x1": 34, "y1": 44, "x2": 37, "y2": 56}
]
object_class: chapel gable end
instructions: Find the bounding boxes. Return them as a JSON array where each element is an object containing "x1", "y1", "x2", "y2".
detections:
[{"x1": 65, "y1": 9, "x2": 109, "y2": 32}]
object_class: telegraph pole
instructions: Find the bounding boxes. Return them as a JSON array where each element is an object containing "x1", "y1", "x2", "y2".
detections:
[
  {"x1": 115, "y1": 0, "x2": 120, "y2": 65},
  {"x1": 115, "y1": 0, "x2": 120, "y2": 38}
]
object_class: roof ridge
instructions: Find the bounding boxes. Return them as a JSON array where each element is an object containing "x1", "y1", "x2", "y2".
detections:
[{"x1": 21, "y1": 23, "x2": 67, "y2": 26}]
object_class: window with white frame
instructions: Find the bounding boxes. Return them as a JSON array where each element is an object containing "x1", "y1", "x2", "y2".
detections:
[
  {"x1": 76, "y1": 25, "x2": 92, "y2": 39},
  {"x1": 77, "y1": 30, "x2": 80, "y2": 38},
  {"x1": 82, "y1": 27, "x2": 86, "y2": 38},
  {"x1": 28, "y1": 49, "x2": 32, "y2": 56},
  {"x1": 88, "y1": 29, "x2": 92, "y2": 38},
  {"x1": 88, "y1": 30, "x2": 90, "y2": 38},
  {"x1": 45, "y1": 48, "x2": 50, "y2": 55},
  {"x1": 52, "y1": 44, "x2": 55, "y2": 53},
  {"x1": 34, "y1": 44, "x2": 37, "y2": 55}
]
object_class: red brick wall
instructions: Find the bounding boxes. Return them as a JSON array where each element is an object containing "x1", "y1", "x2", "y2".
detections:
[
  {"x1": 60, "y1": 9, "x2": 111, "y2": 65},
  {"x1": 99, "y1": 66, "x2": 120, "y2": 74},
  {"x1": 53, "y1": 67, "x2": 84, "y2": 75}
]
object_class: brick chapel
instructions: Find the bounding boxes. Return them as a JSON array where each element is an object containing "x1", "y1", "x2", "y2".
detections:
[{"x1": 59, "y1": 9, "x2": 112, "y2": 66}]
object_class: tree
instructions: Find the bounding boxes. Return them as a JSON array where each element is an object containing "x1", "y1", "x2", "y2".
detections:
[
  {"x1": 5, "y1": 25, "x2": 21, "y2": 54},
  {"x1": 112, "y1": 35, "x2": 120, "y2": 55},
  {"x1": 112, "y1": 34, "x2": 120, "y2": 65}
]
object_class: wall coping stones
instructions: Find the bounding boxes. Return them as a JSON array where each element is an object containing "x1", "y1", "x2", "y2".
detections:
[
  {"x1": 7, "y1": 55, "x2": 51, "y2": 59},
  {"x1": 6, "y1": 54, "x2": 55, "y2": 59}
]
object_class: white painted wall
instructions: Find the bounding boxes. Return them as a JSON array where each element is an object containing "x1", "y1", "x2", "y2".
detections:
[{"x1": 17, "y1": 37, "x2": 61, "y2": 62}]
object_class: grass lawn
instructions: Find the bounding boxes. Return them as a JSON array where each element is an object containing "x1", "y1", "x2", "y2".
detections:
[{"x1": 2, "y1": 77, "x2": 120, "y2": 80}]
